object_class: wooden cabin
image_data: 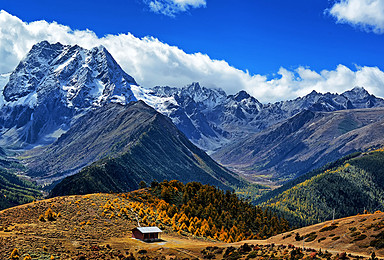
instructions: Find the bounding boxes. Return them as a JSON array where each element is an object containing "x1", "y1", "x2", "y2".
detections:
[{"x1": 131, "y1": 227, "x2": 162, "y2": 241}]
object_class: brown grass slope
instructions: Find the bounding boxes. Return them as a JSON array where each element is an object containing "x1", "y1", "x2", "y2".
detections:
[
  {"x1": 261, "y1": 212, "x2": 384, "y2": 258},
  {"x1": 1, "y1": 192, "x2": 383, "y2": 259}
]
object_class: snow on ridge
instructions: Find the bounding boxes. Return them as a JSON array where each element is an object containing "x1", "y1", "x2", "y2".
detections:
[{"x1": 131, "y1": 85, "x2": 178, "y2": 116}]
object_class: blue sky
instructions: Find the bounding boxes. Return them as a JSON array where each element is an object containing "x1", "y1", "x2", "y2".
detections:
[{"x1": 0, "y1": 0, "x2": 384, "y2": 102}]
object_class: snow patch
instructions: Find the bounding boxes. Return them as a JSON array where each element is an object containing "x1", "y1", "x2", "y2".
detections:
[
  {"x1": 0, "y1": 73, "x2": 10, "y2": 107},
  {"x1": 131, "y1": 85, "x2": 178, "y2": 115}
]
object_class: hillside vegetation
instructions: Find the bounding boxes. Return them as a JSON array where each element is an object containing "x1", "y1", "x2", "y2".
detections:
[
  {"x1": 147, "y1": 180, "x2": 289, "y2": 241},
  {"x1": 1, "y1": 184, "x2": 382, "y2": 259},
  {"x1": 264, "y1": 148, "x2": 384, "y2": 226},
  {"x1": 0, "y1": 148, "x2": 42, "y2": 210}
]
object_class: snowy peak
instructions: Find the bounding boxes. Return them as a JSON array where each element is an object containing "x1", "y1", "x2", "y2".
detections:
[
  {"x1": 340, "y1": 86, "x2": 381, "y2": 108},
  {"x1": 232, "y1": 90, "x2": 252, "y2": 102},
  {"x1": 229, "y1": 90, "x2": 262, "y2": 109},
  {"x1": 180, "y1": 82, "x2": 227, "y2": 109},
  {"x1": 0, "y1": 41, "x2": 140, "y2": 145},
  {"x1": 3, "y1": 41, "x2": 64, "y2": 102},
  {"x1": 3, "y1": 41, "x2": 138, "y2": 108},
  {"x1": 342, "y1": 86, "x2": 369, "y2": 97}
]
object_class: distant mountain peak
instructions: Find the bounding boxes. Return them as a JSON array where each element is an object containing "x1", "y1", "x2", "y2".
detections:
[
  {"x1": 343, "y1": 86, "x2": 369, "y2": 96},
  {"x1": 233, "y1": 90, "x2": 251, "y2": 102}
]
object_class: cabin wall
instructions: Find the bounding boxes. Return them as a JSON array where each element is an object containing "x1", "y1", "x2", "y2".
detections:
[{"x1": 132, "y1": 230, "x2": 144, "y2": 240}]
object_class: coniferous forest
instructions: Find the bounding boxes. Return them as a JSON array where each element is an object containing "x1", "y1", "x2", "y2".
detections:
[
  {"x1": 128, "y1": 180, "x2": 290, "y2": 242},
  {"x1": 263, "y1": 149, "x2": 384, "y2": 227}
]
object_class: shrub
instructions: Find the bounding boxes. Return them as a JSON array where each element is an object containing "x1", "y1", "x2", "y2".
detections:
[
  {"x1": 353, "y1": 234, "x2": 367, "y2": 241},
  {"x1": 318, "y1": 237, "x2": 326, "y2": 243},
  {"x1": 45, "y1": 208, "x2": 56, "y2": 221},
  {"x1": 304, "y1": 232, "x2": 317, "y2": 242},
  {"x1": 319, "y1": 224, "x2": 338, "y2": 232},
  {"x1": 10, "y1": 248, "x2": 20, "y2": 259},
  {"x1": 39, "y1": 214, "x2": 46, "y2": 222}
]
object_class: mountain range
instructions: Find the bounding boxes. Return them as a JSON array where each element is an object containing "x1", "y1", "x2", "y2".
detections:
[
  {"x1": 1, "y1": 40, "x2": 384, "y2": 192},
  {"x1": 212, "y1": 107, "x2": 384, "y2": 184},
  {"x1": 2, "y1": 41, "x2": 384, "y2": 153},
  {"x1": 146, "y1": 84, "x2": 384, "y2": 152}
]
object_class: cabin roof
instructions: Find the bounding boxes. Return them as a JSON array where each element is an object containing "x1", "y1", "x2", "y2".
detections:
[{"x1": 133, "y1": 227, "x2": 162, "y2": 234}]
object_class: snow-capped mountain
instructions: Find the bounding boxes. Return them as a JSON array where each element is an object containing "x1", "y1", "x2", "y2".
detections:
[
  {"x1": 145, "y1": 83, "x2": 384, "y2": 152},
  {"x1": 0, "y1": 41, "x2": 138, "y2": 146},
  {"x1": 1, "y1": 41, "x2": 384, "y2": 152}
]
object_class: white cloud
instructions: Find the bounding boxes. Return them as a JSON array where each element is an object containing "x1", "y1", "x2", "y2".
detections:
[
  {"x1": 144, "y1": 0, "x2": 206, "y2": 17},
  {"x1": 328, "y1": 0, "x2": 384, "y2": 34},
  {"x1": 0, "y1": 10, "x2": 384, "y2": 103}
]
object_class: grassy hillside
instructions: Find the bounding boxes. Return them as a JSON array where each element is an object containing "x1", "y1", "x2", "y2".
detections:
[
  {"x1": 264, "y1": 212, "x2": 384, "y2": 258},
  {"x1": 0, "y1": 168, "x2": 41, "y2": 210},
  {"x1": 263, "y1": 148, "x2": 384, "y2": 227}
]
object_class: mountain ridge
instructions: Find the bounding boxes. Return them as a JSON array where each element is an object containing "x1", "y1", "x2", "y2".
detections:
[
  {"x1": 23, "y1": 101, "x2": 242, "y2": 191},
  {"x1": 212, "y1": 107, "x2": 384, "y2": 183},
  {"x1": 146, "y1": 83, "x2": 384, "y2": 151},
  {"x1": 261, "y1": 148, "x2": 384, "y2": 227}
]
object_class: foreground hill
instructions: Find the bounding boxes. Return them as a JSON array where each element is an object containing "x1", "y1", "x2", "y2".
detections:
[
  {"x1": 213, "y1": 108, "x2": 384, "y2": 184},
  {"x1": 0, "y1": 185, "x2": 381, "y2": 259},
  {"x1": 0, "y1": 181, "x2": 289, "y2": 259},
  {"x1": 262, "y1": 148, "x2": 384, "y2": 226},
  {"x1": 23, "y1": 101, "x2": 242, "y2": 192},
  {"x1": 262, "y1": 212, "x2": 384, "y2": 258}
]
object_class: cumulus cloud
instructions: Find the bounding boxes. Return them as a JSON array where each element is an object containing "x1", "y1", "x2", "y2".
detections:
[
  {"x1": 0, "y1": 10, "x2": 384, "y2": 103},
  {"x1": 328, "y1": 0, "x2": 384, "y2": 34},
  {"x1": 144, "y1": 0, "x2": 206, "y2": 16}
]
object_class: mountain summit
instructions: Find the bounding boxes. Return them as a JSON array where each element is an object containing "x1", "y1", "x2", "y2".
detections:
[{"x1": 0, "y1": 41, "x2": 137, "y2": 145}]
